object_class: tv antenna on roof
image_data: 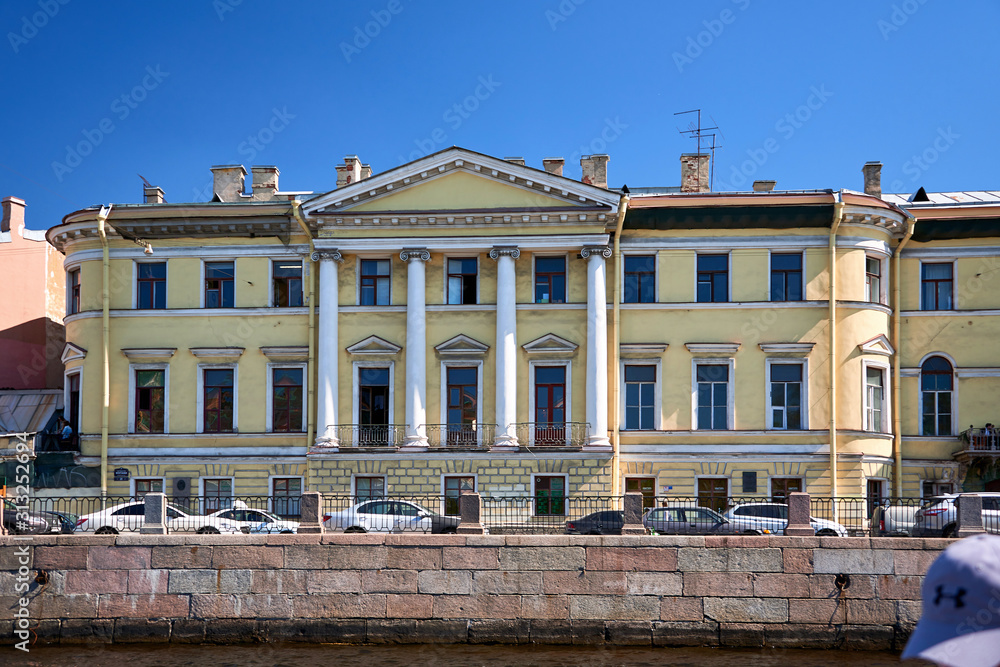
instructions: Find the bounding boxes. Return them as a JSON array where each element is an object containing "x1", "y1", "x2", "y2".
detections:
[{"x1": 674, "y1": 109, "x2": 723, "y2": 191}]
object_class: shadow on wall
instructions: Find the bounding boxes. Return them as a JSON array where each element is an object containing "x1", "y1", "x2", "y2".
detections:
[{"x1": 0, "y1": 317, "x2": 65, "y2": 389}]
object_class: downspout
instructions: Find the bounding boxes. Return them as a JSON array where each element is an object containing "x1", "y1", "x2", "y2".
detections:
[
  {"x1": 96, "y1": 205, "x2": 112, "y2": 498},
  {"x1": 829, "y1": 196, "x2": 844, "y2": 503},
  {"x1": 892, "y1": 217, "x2": 916, "y2": 497},
  {"x1": 291, "y1": 201, "x2": 317, "y2": 450},
  {"x1": 611, "y1": 193, "x2": 630, "y2": 498}
]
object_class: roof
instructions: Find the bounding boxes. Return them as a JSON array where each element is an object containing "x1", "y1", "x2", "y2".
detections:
[
  {"x1": 0, "y1": 390, "x2": 61, "y2": 434},
  {"x1": 883, "y1": 191, "x2": 1000, "y2": 207}
]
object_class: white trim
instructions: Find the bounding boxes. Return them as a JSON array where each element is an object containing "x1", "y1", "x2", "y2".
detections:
[
  {"x1": 265, "y1": 363, "x2": 308, "y2": 433},
  {"x1": 260, "y1": 346, "x2": 309, "y2": 362},
  {"x1": 919, "y1": 258, "x2": 958, "y2": 311},
  {"x1": 127, "y1": 363, "x2": 170, "y2": 434},
  {"x1": 918, "y1": 351, "x2": 958, "y2": 368},
  {"x1": 190, "y1": 347, "x2": 245, "y2": 360},
  {"x1": 857, "y1": 334, "x2": 895, "y2": 357},
  {"x1": 956, "y1": 368, "x2": 1000, "y2": 378},
  {"x1": 686, "y1": 343, "x2": 741, "y2": 355},
  {"x1": 201, "y1": 258, "x2": 236, "y2": 309},
  {"x1": 862, "y1": 359, "x2": 891, "y2": 434},
  {"x1": 439, "y1": 473, "x2": 478, "y2": 515},
  {"x1": 693, "y1": 474, "x2": 731, "y2": 499},
  {"x1": 66, "y1": 267, "x2": 80, "y2": 316},
  {"x1": 765, "y1": 358, "x2": 809, "y2": 431},
  {"x1": 121, "y1": 348, "x2": 176, "y2": 360},
  {"x1": 620, "y1": 358, "x2": 662, "y2": 431},
  {"x1": 439, "y1": 359, "x2": 485, "y2": 431},
  {"x1": 522, "y1": 333, "x2": 579, "y2": 354},
  {"x1": 767, "y1": 249, "x2": 805, "y2": 302},
  {"x1": 617, "y1": 301, "x2": 891, "y2": 313},
  {"x1": 620, "y1": 343, "x2": 668, "y2": 356},
  {"x1": 865, "y1": 477, "x2": 890, "y2": 504},
  {"x1": 63, "y1": 368, "x2": 82, "y2": 431},
  {"x1": 269, "y1": 257, "x2": 305, "y2": 308},
  {"x1": 694, "y1": 250, "x2": 731, "y2": 303},
  {"x1": 198, "y1": 476, "x2": 235, "y2": 508},
  {"x1": 527, "y1": 360, "x2": 573, "y2": 443},
  {"x1": 65, "y1": 244, "x2": 309, "y2": 264},
  {"x1": 345, "y1": 335, "x2": 402, "y2": 356},
  {"x1": 352, "y1": 473, "x2": 388, "y2": 498},
  {"x1": 130, "y1": 477, "x2": 167, "y2": 497},
  {"x1": 443, "y1": 253, "x2": 480, "y2": 305},
  {"x1": 529, "y1": 473, "x2": 570, "y2": 514},
  {"x1": 918, "y1": 354, "x2": 957, "y2": 437},
  {"x1": 864, "y1": 253, "x2": 888, "y2": 306},
  {"x1": 352, "y1": 361, "x2": 395, "y2": 427},
  {"x1": 434, "y1": 334, "x2": 490, "y2": 356},
  {"x1": 267, "y1": 475, "x2": 305, "y2": 514},
  {"x1": 904, "y1": 246, "x2": 1000, "y2": 259},
  {"x1": 758, "y1": 343, "x2": 815, "y2": 354},
  {"x1": 767, "y1": 475, "x2": 805, "y2": 499},
  {"x1": 620, "y1": 234, "x2": 891, "y2": 253},
  {"x1": 691, "y1": 358, "x2": 735, "y2": 430},
  {"x1": 64, "y1": 307, "x2": 309, "y2": 321},
  {"x1": 196, "y1": 364, "x2": 239, "y2": 434},
  {"x1": 313, "y1": 233, "x2": 611, "y2": 255},
  {"x1": 355, "y1": 254, "x2": 393, "y2": 306},
  {"x1": 132, "y1": 259, "x2": 168, "y2": 310},
  {"x1": 903, "y1": 310, "x2": 1000, "y2": 317},
  {"x1": 531, "y1": 252, "x2": 570, "y2": 304},
  {"x1": 620, "y1": 250, "x2": 658, "y2": 304},
  {"x1": 61, "y1": 342, "x2": 88, "y2": 363},
  {"x1": 86, "y1": 446, "x2": 308, "y2": 458}
]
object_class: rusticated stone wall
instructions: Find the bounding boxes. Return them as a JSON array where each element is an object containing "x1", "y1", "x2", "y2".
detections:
[{"x1": 0, "y1": 534, "x2": 947, "y2": 649}]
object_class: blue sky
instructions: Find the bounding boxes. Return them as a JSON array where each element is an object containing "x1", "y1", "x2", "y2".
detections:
[{"x1": 2, "y1": 0, "x2": 997, "y2": 230}]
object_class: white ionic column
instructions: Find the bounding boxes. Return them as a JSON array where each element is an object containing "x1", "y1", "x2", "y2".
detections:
[
  {"x1": 489, "y1": 246, "x2": 520, "y2": 448},
  {"x1": 312, "y1": 249, "x2": 342, "y2": 449},
  {"x1": 582, "y1": 246, "x2": 612, "y2": 450},
  {"x1": 401, "y1": 248, "x2": 430, "y2": 448}
]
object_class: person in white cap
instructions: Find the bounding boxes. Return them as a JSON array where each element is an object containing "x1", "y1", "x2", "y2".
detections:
[{"x1": 903, "y1": 533, "x2": 1000, "y2": 666}]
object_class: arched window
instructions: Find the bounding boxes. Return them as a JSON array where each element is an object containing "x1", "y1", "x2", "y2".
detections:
[{"x1": 921, "y1": 356, "x2": 953, "y2": 436}]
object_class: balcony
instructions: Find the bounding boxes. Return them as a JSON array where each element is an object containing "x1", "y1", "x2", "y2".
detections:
[
  {"x1": 957, "y1": 428, "x2": 1000, "y2": 461},
  {"x1": 333, "y1": 424, "x2": 407, "y2": 448},
  {"x1": 513, "y1": 422, "x2": 590, "y2": 448},
  {"x1": 424, "y1": 424, "x2": 496, "y2": 449}
]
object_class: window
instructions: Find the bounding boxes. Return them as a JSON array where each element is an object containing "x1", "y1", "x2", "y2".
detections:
[
  {"x1": 623, "y1": 255, "x2": 655, "y2": 303},
  {"x1": 202, "y1": 368, "x2": 235, "y2": 433},
  {"x1": 867, "y1": 479, "x2": 887, "y2": 520},
  {"x1": 768, "y1": 363, "x2": 803, "y2": 430},
  {"x1": 534, "y1": 365, "x2": 566, "y2": 444},
  {"x1": 625, "y1": 477, "x2": 656, "y2": 510},
  {"x1": 355, "y1": 476, "x2": 385, "y2": 501},
  {"x1": 68, "y1": 268, "x2": 80, "y2": 315},
  {"x1": 923, "y1": 481, "x2": 953, "y2": 498},
  {"x1": 360, "y1": 259, "x2": 390, "y2": 306},
  {"x1": 447, "y1": 258, "x2": 477, "y2": 305},
  {"x1": 205, "y1": 261, "x2": 234, "y2": 308},
  {"x1": 865, "y1": 365, "x2": 886, "y2": 432},
  {"x1": 272, "y1": 260, "x2": 303, "y2": 307},
  {"x1": 66, "y1": 372, "x2": 81, "y2": 436},
  {"x1": 921, "y1": 356, "x2": 953, "y2": 436},
  {"x1": 697, "y1": 254, "x2": 728, "y2": 303},
  {"x1": 770, "y1": 253, "x2": 802, "y2": 301},
  {"x1": 359, "y1": 366, "x2": 391, "y2": 445},
  {"x1": 272, "y1": 477, "x2": 302, "y2": 517},
  {"x1": 698, "y1": 477, "x2": 729, "y2": 513},
  {"x1": 446, "y1": 366, "x2": 478, "y2": 445},
  {"x1": 695, "y1": 364, "x2": 729, "y2": 430},
  {"x1": 865, "y1": 256, "x2": 882, "y2": 304},
  {"x1": 135, "y1": 369, "x2": 165, "y2": 433},
  {"x1": 202, "y1": 478, "x2": 233, "y2": 513},
  {"x1": 444, "y1": 476, "x2": 475, "y2": 516},
  {"x1": 624, "y1": 365, "x2": 656, "y2": 430},
  {"x1": 771, "y1": 477, "x2": 803, "y2": 501},
  {"x1": 534, "y1": 475, "x2": 565, "y2": 516},
  {"x1": 134, "y1": 478, "x2": 163, "y2": 497},
  {"x1": 534, "y1": 256, "x2": 566, "y2": 304},
  {"x1": 271, "y1": 367, "x2": 303, "y2": 432},
  {"x1": 921, "y1": 263, "x2": 953, "y2": 310},
  {"x1": 136, "y1": 262, "x2": 166, "y2": 309}
]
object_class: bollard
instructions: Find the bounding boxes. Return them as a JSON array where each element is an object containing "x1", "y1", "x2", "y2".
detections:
[
  {"x1": 298, "y1": 491, "x2": 324, "y2": 534},
  {"x1": 955, "y1": 493, "x2": 985, "y2": 538},
  {"x1": 622, "y1": 492, "x2": 647, "y2": 535},
  {"x1": 141, "y1": 492, "x2": 168, "y2": 535},
  {"x1": 785, "y1": 492, "x2": 814, "y2": 536},
  {"x1": 0, "y1": 498, "x2": 5, "y2": 535},
  {"x1": 456, "y1": 492, "x2": 485, "y2": 534}
]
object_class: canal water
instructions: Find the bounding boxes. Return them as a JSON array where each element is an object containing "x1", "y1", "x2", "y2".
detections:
[{"x1": 4, "y1": 643, "x2": 921, "y2": 666}]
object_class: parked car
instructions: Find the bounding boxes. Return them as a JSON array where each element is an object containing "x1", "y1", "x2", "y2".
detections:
[
  {"x1": 323, "y1": 499, "x2": 461, "y2": 533},
  {"x1": 75, "y1": 500, "x2": 246, "y2": 534},
  {"x1": 870, "y1": 503, "x2": 918, "y2": 537},
  {"x1": 565, "y1": 510, "x2": 624, "y2": 535},
  {"x1": 2, "y1": 499, "x2": 51, "y2": 535},
  {"x1": 911, "y1": 493, "x2": 1000, "y2": 538},
  {"x1": 643, "y1": 505, "x2": 739, "y2": 535},
  {"x1": 38, "y1": 510, "x2": 78, "y2": 534},
  {"x1": 208, "y1": 501, "x2": 299, "y2": 534},
  {"x1": 722, "y1": 502, "x2": 849, "y2": 537}
]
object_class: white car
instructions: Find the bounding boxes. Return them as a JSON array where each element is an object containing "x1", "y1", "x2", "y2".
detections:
[
  {"x1": 75, "y1": 500, "x2": 246, "y2": 534},
  {"x1": 207, "y1": 501, "x2": 299, "y2": 534},
  {"x1": 911, "y1": 493, "x2": 1000, "y2": 537},
  {"x1": 723, "y1": 502, "x2": 849, "y2": 537},
  {"x1": 323, "y1": 499, "x2": 461, "y2": 533}
]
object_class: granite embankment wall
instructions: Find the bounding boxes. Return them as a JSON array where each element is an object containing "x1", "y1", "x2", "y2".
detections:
[{"x1": 1, "y1": 534, "x2": 946, "y2": 650}]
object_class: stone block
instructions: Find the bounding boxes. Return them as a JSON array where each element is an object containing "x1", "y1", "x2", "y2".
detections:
[
  {"x1": 251, "y1": 570, "x2": 309, "y2": 594},
  {"x1": 443, "y1": 547, "x2": 499, "y2": 570},
  {"x1": 98, "y1": 594, "x2": 189, "y2": 619},
  {"x1": 113, "y1": 619, "x2": 171, "y2": 643},
  {"x1": 894, "y1": 549, "x2": 939, "y2": 575},
  {"x1": 167, "y1": 569, "x2": 217, "y2": 594},
  {"x1": 677, "y1": 547, "x2": 727, "y2": 572},
  {"x1": 212, "y1": 545, "x2": 283, "y2": 569},
  {"x1": 292, "y1": 593, "x2": 387, "y2": 619},
  {"x1": 527, "y1": 619, "x2": 575, "y2": 645},
  {"x1": 140, "y1": 492, "x2": 167, "y2": 534},
  {"x1": 88, "y1": 546, "x2": 151, "y2": 570},
  {"x1": 411, "y1": 619, "x2": 469, "y2": 643},
  {"x1": 151, "y1": 545, "x2": 213, "y2": 569},
  {"x1": 897, "y1": 600, "x2": 923, "y2": 627},
  {"x1": 34, "y1": 546, "x2": 88, "y2": 570},
  {"x1": 626, "y1": 572, "x2": 683, "y2": 596},
  {"x1": 386, "y1": 593, "x2": 434, "y2": 618},
  {"x1": 59, "y1": 619, "x2": 115, "y2": 644},
  {"x1": 621, "y1": 493, "x2": 646, "y2": 535},
  {"x1": 605, "y1": 620, "x2": 652, "y2": 645},
  {"x1": 839, "y1": 624, "x2": 895, "y2": 651},
  {"x1": 265, "y1": 619, "x2": 365, "y2": 643},
  {"x1": 469, "y1": 618, "x2": 530, "y2": 644},
  {"x1": 875, "y1": 574, "x2": 922, "y2": 600},
  {"x1": 0, "y1": 545, "x2": 30, "y2": 571},
  {"x1": 782, "y1": 548, "x2": 814, "y2": 574},
  {"x1": 65, "y1": 570, "x2": 128, "y2": 595},
  {"x1": 284, "y1": 545, "x2": 330, "y2": 569},
  {"x1": 753, "y1": 573, "x2": 810, "y2": 598},
  {"x1": 586, "y1": 547, "x2": 677, "y2": 571},
  {"x1": 472, "y1": 571, "x2": 542, "y2": 595},
  {"x1": 543, "y1": 571, "x2": 626, "y2": 595},
  {"x1": 703, "y1": 597, "x2": 788, "y2": 623},
  {"x1": 788, "y1": 598, "x2": 896, "y2": 625},
  {"x1": 457, "y1": 492, "x2": 484, "y2": 534},
  {"x1": 728, "y1": 548, "x2": 783, "y2": 572},
  {"x1": 191, "y1": 594, "x2": 293, "y2": 619},
  {"x1": 127, "y1": 569, "x2": 169, "y2": 594},
  {"x1": 684, "y1": 572, "x2": 754, "y2": 597},
  {"x1": 298, "y1": 491, "x2": 323, "y2": 534},
  {"x1": 170, "y1": 619, "x2": 207, "y2": 643},
  {"x1": 362, "y1": 570, "x2": 417, "y2": 594},
  {"x1": 33, "y1": 594, "x2": 99, "y2": 619},
  {"x1": 385, "y1": 534, "x2": 463, "y2": 546},
  {"x1": 432, "y1": 594, "x2": 521, "y2": 619},
  {"x1": 217, "y1": 570, "x2": 251, "y2": 594},
  {"x1": 305, "y1": 570, "x2": 361, "y2": 594},
  {"x1": 571, "y1": 619, "x2": 609, "y2": 645},
  {"x1": 813, "y1": 548, "x2": 894, "y2": 574},
  {"x1": 808, "y1": 573, "x2": 875, "y2": 600},
  {"x1": 720, "y1": 622, "x2": 765, "y2": 647},
  {"x1": 785, "y1": 492, "x2": 813, "y2": 536},
  {"x1": 418, "y1": 570, "x2": 472, "y2": 595},
  {"x1": 520, "y1": 595, "x2": 570, "y2": 620},
  {"x1": 203, "y1": 619, "x2": 262, "y2": 644},
  {"x1": 956, "y1": 493, "x2": 986, "y2": 536},
  {"x1": 570, "y1": 595, "x2": 660, "y2": 621},
  {"x1": 499, "y1": 546, "x2": 585, "y2": 571},
  {"x1": 659, "y1": 597, "x2": 704, "y2": 622},
  {"x1": 386, "y1": 547, "x2": 442, "y2": 570},
  {"x1": 652, "y1": 621, "x2": 720, "y2": 647},
  {"x1": 328, "y1": 545, "x2": 388, "y2": 569},
  {"x1": 764, "y1": 623, "x2": 837, "y2": 649}
]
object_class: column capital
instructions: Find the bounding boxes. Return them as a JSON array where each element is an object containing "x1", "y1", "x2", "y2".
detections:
[
  {"x1": 489, "y1": 246, "x2": 520, "y2": 261},
  {"x1": 581, "y1": 245, "x2": 612, "y2": 259},
  {"x1": 311, "y1": 249, "x2": 343, "y2": 262},
  {"x1": 400, "y1": 248, "x2": 431, "y2": 262}
]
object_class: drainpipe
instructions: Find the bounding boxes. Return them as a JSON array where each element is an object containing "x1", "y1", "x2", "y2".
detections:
[
  {"x1": 291, "y1": 201, "x2": 317, "y2": 451},
  {"x1": 610, "y1": 193, "x2": 630, "y2": 498},
  {"x1": 96, "y1": 204, "x2": 112, "y2": 498},
  {"x1": 892, "y1": 217, "x2": 916, "y2": 498},
  {"x1": 828, "y1": 196, "x2": 844, "y2": 503}
]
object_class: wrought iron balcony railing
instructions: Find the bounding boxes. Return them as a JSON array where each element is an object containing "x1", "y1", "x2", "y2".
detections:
[
  {"x1": 333, "y1": 424, "x2": 407, "y2": 448},
  {"x1": 423, "y1": 424, "x2": 496, "y2": 449},
  {"x1": 513, "y1": 422, "x2": 590, "y2": 447}
]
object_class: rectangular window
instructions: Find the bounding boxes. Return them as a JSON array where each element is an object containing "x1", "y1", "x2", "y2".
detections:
[
  {"x1": 205, "y1": 261, "x2": 235, "y2": 308},
  {"x1": 922, "y1": 481, "x2": 953, "y2": 498},
  {"x1": 67, "y1": 372, "x2": 81, "y2": 435},
  {"x1": 203, "y1": 369, "x2": 235, "y2": 433},
  {"x1": 534, "y1": 365, "x2": 566, "y2": 444},
  {"x1": 68, "y1": 269, "x2": 80, "y2": 315},
  {"x1": 271, "y1": 367, "x2": 303, "y2": 432},
  {"x1": 355, "y1": 476, "x2": 385, "y2": 501},
  {"x1": 134, "y1": 478, "x2": 163, "y2": 497},
  {"x1": 137, "y1": 262, "x2": 166, "y2": 309},
  {"x1": 360, "y1": 259, "x2": 391, "y2": 306},
  {"x1": 770, "y1": 253, "x2": 802, "y2": 302},
  {"x1": 447, "y1": 258, "x2": 477, "y2": 305},
  {"x1": 696, "y1": 364, "x2": 729, "y2": 430},
  {"x1": 534, "y1": 256, "x2": 566, "y2": 304},
  {"x1": 865, "y1": 257, "x2": 882, "y2": 304},
  {"x1": 202, "y1": 478, "x2": 232, "y2": 513},
  {"x1": 359, "y1": 366, "x2": 390, "y2": 434},
  {"x1": 624, "y1": 365, "x2": 656, "y2": 430},
  {"x1": 698, "y1": 477, "x2": 729, "y2": 513},
  {"x1": 135, "y1": 369, "x2": 165, "y2": 433},
  {"x1": 446, "y1": 366, "x2": 478, "y2": 445},
  {"x1": 624, "y1": 255, "x2": 655, "y2": 303},
  {"x1": 771, "y1": 477, "x2": 803, "y2": 502},
  {"x1": 697, "y1": 254, "x2": 729, "y2": 303},
  {"x1": 769, "y1": 363, "x2": 803, "y2": 430},
  {"x1": 272, "y1": 477, "x2": 302, "y2": 517},
  {"x1": 921, "y1": 263, "x2": 953, "y2": 310},
  {"x1": 444, "y1": 476, "x2": 475, "y2": 516},
  {"x1": 535, "y1": 475, "x2": 565, "y2": 516},
  {"x1": 867, "y1": 479, "x2": 887, "y2": 520},
  {"x1": 865, "y1": 366, "x2": 885, "y2": 432},
  {"x1": 272, "y1": 260, "x2": 303, "y2": 307},
  {"x1": 625, "y1": 477, "x2": 656, "y2": 510}
]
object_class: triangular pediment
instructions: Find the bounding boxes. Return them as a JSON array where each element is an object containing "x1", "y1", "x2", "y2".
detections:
[
  {"x1": 61, "y1": 342, "x2": 87, "y2": 363},
  {"x1": 858, "y1": 334, "x2": 895, "y2": 357},
  {"x1": 522, "y1": 333, "x2": 578, "y2": 354},
  {"x1": 434, "y1": 334, "x2": 489, "y2": 356},
  {"x1": 346, "y1": 335, "x2": 402, "y2": 356}
]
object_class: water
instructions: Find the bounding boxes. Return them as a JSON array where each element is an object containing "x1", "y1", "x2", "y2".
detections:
[{"x1": 4, "y1": 644, "x2": 918, "y2": 666}]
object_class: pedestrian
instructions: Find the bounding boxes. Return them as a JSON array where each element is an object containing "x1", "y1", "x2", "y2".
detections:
[
  {"x1": 58, "y1": 417, "x2": 73, "y2": 447},
  {"x1": 902, "y1": 533, "x2": 1000, "y2": 666}
]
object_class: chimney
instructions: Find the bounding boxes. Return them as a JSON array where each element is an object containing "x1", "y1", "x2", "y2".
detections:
[
  {"x1": 251, "y1": 166, "x2": 280, "y2": 201},
  {"x1": 336, "y1": 155, "x2": 363, "y2": 188},
  {"x1": 143, "y1": 186, "x2": 165, "y2": 204},
  {"x1": 210, "y1": 165, "x2": 248, "y2": 202},
  {"x1": 752, "y1": 180, "x2": 776, "y2": 192},
  {"x1": 1, "y1": 196, "x2": 26, "y2": 233},
  {"x1": 680, "y1": 153, "x2": 710, "y2": 193},
  {"x1": 580, "y1": 154, "x2": 609, "y2": 189},
  {"x1": 360, "y1": 163, "x2": 373, "y2": 180},
  {"x1": 863, "y1": 161, "x2": 882, "y2": 197},
  {"x1": 504, "y1": 157, "x2": 525, "y2": 166},
  {"x1": 542, "y1": 158, "x2": 564, "y2": 177}
]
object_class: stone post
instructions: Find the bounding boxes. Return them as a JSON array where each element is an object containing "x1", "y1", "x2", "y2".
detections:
[
  {"x1": 141, "y1": 492, "x2": 168, "y2": 535},
  {"x1": 784, "y1": 492, "x2": 813, "y2": 536},
  {"x1": 955, "y1": 493, "x2": 985, "y2": 537},
  {"x1": 456, "y1": 492, "x2": 485, "y2": 535},
  {"x1": 622, "y1": 492, "x2": 647, "y2": 535},
  {"x1": 298, "y1": 491, "x2": 324, "y2": 534}
]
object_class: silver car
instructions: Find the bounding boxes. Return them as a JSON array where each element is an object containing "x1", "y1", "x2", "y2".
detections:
[
  {"x1": 722, "y1": 502, "x2": 848, "y2": 536},
  {"x1": 643, "y1": 506, "x2": 737, "y2": 535},
  {"x1": 911, "y1": 493, "x2": 1000, "y2": 537}
]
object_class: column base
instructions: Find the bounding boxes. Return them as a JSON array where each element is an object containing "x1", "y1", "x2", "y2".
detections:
[
  {"x1": 312, "y1": 436, "x2": 340, "y2": 452},
  {"x1": 399, "y1": 435, "x2": 428, "y2": 452},
  {"x1": 584, "y1": 435, "x2": 612, "y2": 452},
  {"x1": 490, "y1": 435, "x2": 519, "y2": 451}
]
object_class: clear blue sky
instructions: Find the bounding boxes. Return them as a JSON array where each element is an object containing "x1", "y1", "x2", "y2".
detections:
[{"x1": 2, "y1": 0, "x2": 997, "y2": 230}]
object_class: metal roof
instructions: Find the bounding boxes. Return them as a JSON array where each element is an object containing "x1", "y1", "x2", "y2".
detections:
[
  {"x1": 883, "y1": 191, "x2": 1000, "y2": 207},
  {"x1": 0, "y1": 390, "x2": 61, "y2": 434}
]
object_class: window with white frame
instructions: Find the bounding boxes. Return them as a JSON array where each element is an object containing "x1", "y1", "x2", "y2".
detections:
[
  {"x1": 360, "y1": 259, "x2": 391, "y2": 306},
  {"x1": 272, "y1": 260, "x2": 303, "y2": 307},
  {"x1": 271, "y1": 477, "x2": 302, "y2": 517},
  {"x1": 354, "y1": 476, "x2": 386, "y2": 500},
  {"x1": 441, "y1": 361, "x2": 483, "y2": 446},
  {"x1": 65, "y1": 371, "x2": 81, "y2": 437},
  {"x1": 201, "y1": 478, "x2": 233, "y2": 512},
  {"x1": 923, "y1": 480, "x2": 954, "y2": 498},
  {"x1": 864, "y1": 364, "x2": 887, "y2": 432},
  {"x1": 921, "y1": 262, "x2": 954, "y2": 311},
  {"x1": 694, "y1": 362, "x2": 731, "y2": 430},
  {"x1": 68, "y1": 268, "x2": 81, "y2": 315},
  {"x1": 623, "y1": 255, "x2": 655, "y2": 303},
  {"x1": 268, "y1": 365, "x2": 305, "y2": 432},
  {"x1": 697, "y1": 254, "x2": 729, "y2": 303},
  {"x1": 534, "y1": 256, "x2": 566, "y2": 304},
  {"x1": 921, "y1": 356, "x2": 953, "y2": 436},
  {"x1": 133, "y1": 478, "x2": 164, "y2": 497},
  {"x1": 865, "y1": 256, "x2": 883, "y2": 304},
  {"x1": 446, "y1": 257, "x2": 478, "y2": 305},
  {"x1": 130, "y1": 365, "x2": 168, "y2": 434},
  {"x1": 198, "y1": 366, "x2": 237, "y2": 433},
  {"x1": 867, "y1": 478, "x2": 888, "y2": 519},
  {"x1": 136, "y1": 261, "x2": 167, "y2": 309},
  {"x1": 443, "y1": 476, "x2": 475, "y2": 516},
  {"x1": 770, "y1": 252, "x2": 803, "y2": 302},
  {"x1": 767, "y1": 361, "x2": 805, "y2": 430},
  {"x1": 534, "y1": 475, "x2": 566, "y2": 516},
  {"x1": 623, "y1": 364, "x2": 657, "y2": 430},
  {"x1": 529, "y1": 362, "x2": 570, "y2": 445}
]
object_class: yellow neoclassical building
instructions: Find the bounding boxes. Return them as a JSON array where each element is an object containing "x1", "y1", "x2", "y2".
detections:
[{"x1": 45, "y1": 149, "x2": 1000, "y2": 512}]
